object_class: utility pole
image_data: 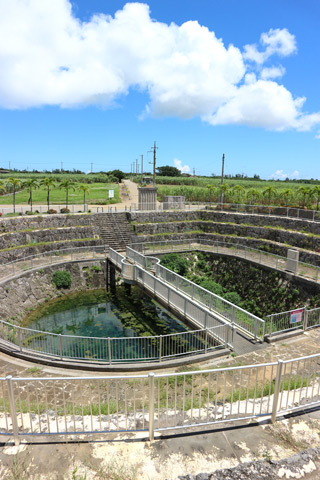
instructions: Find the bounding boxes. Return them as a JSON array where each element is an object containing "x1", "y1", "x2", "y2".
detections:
[
  {"x1": 141, "y1": 154, "x2": 143, "y2": 184},
  {"x1": 148, "y1": 141, "x2": 158, "y2": 187},
  {"x1": 193, "y1": 167, "x2": 195, "y2": 177},
  {"x1": 61, "y1": 161, "x2": 63, "y2": 172},
  {"x1": 221, "y1": 153, "x2": 225, "y2": 185},
  {"x1": 220, "y1": 153, "x2": 225, "y2": 204},
  {"x1": 136, "y1": 158, "x2": 138, "y2": 175}
]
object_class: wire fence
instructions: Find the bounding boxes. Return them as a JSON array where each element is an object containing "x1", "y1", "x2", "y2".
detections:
[{"x1": 1, "y1": 352, "x2": 320, "y2": 445}]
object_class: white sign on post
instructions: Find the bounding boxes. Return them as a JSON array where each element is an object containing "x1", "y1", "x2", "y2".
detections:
[{"x1": 108, "y1": 190, "x2": 114, "y2": 199}]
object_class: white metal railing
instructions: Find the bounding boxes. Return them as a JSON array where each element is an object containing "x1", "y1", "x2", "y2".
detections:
[
  {"x1": 1, "y1": 201, "x2": 320, "y2": 222},
  {"x1": 128, "y1": 201, "x2": 320, "y2": 221},
  {"x1": 133, "y1": 267, "x2": 233, "y2": 343},
  {"x1": 155, "y1": 262, "x2": 265, "y2": 341},
  {"x1": 126, "y1": 241, "x2": 266, "y2": 340},
  {"x1": 0, "y1": 318, "x2": 229, "y2": 364},
  {"x1": 306, "y1": 307, "x2": 320, "y2": 330},
  {"x1": 0, "y1": 245, "x2": 108, "y2": 284},
  {"x1": 266, "y1": 306, "x2": 320, "y2": 337},
  {"x1": 130, "y1": 239, "x2": 320, "y2": 284},
  {"x1": 2, "y1": 352, "x2": 320, "y2": 445}
]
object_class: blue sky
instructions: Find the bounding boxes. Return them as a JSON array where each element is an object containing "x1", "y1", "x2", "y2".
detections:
[{"x1": 0, "y1": 0, "x2": 319, "y2": 179}]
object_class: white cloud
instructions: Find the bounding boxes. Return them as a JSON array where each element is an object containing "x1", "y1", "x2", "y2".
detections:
[
  {"x1": 205, "y1": 80, "x2": 307, "y2": 130},
  {"x1": 244, "y1": 28, "x2": 297, "y2": 64},
  {"x1": 0, "y1": 1, "x2": 319, "y2": 135},
  {"x1": 174, "y1": 158, "x2": 190, "y2": 173},
  {"x1": 271, "y1": 169, "x2": 300, "y2": 180},
  {"x1": 260, "y1": 66, "x2": 285, "y2": 80}
]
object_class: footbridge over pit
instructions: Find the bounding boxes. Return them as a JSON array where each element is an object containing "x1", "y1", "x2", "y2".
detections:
[{"x1": 109, "y1": 244, "x2": 267, "y2": 355}]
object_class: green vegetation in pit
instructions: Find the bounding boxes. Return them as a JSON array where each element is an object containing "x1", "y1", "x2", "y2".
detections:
[
  {"x1": 52, "y1": 270, "x2": 72, "y2": 289},
  {"x1": 160, "y1": 252, "x2": 320, "y2": 317}
]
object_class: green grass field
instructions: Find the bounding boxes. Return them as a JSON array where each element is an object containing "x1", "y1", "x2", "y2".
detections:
[{"x1": 0, "y1": 182, "x2": 120, "y2": 205}]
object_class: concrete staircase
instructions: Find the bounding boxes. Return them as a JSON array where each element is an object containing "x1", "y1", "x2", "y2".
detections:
[{"x1": 95, "y1": 213, "x2": 133, "y2": 251}]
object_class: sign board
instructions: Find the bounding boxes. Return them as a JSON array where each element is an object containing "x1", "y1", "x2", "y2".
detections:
[
  {"x1": 108, "y1": 190, "x2": 114, "y2": 199},
  {"x1": 290, "y1": 308, "x2": 303, "y2": 324}
]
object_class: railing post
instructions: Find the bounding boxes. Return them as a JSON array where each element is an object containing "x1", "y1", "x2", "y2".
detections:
[
  {"x1": 205, "y1": 328, "x2": 208, "y2": 353},
  {"x1": 203, "y1": 310, "x2": 207, "y2": 329},
  {"x1": 269, "y1": 314, "x2": 274, "y2": 336},
  {"x1": 148, "y1": 373, "x2": 155, "y2": 442},
  {"x1": 18, "y1": 328, "x2": 22, "y2": 352},
  {"x1": 231, "y1": 323, "x2": 235, "y2": 347},
  {"x1": 108, "y1": 337, "x2": 112, "y2": 365},
  {"x1": 59, "y1": 334, "x2": 63, "y2": 360},
  {"x1": 271, "y1": 360, "x2": 284, "y2": 423},
  {"x1": 6, "y1": 375, "x2": 20, "y2": 446},
  {"x1": 303, "y1": 309, "x2": 308, "y2": 331},
  {"x1": 159, "y1": 336, "x2": 162, "y2": 362}
]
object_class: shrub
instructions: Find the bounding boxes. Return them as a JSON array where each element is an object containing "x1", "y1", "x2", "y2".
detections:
[
  {"x1": 160, "y1": 253, "x2": 189, "y2": 276},
  {"x1": 25, "y1": 210, "x2": 34, "y2": 215},
  {"x1": 91, "y1": 265, "x2": 102, "y2": 272},
  {"x1": 52, "y1": 270, "x2": 72, "y2": 289},
  {"x1": 60, "y1": 208, "x2": 70, "y2": 214},
  {"x1": 47, "y1": 209, "x2": 57, "y2": 214}
]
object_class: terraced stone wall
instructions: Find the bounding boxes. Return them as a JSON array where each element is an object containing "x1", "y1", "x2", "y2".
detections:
[
  {"x1": 0, "y1": 213, "x2": 103, "y2": 263},
  {"x1": 0, "y1": 260, "x2": 106, "y2": 325}
]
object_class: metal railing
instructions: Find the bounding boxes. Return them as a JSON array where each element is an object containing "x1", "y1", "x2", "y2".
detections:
[
  {"x1": 2, "y1": 352, "x2": 320, "y2": 445},
  {"x1": 306, "y1": 307, "x2": 320, "y2": 330},
  {"x1": 2, "y1": 201, "x2": 320, "y2": 222},
  {"x1": 266, "y1": 306, "x2": 320, "y2": 337},
  {"x1": 0, "y1": 318, "x2": 229, "y2": 364},
  {"x1": 128, "y1": 202, "x2": 320, "y2": 222},
  {"x1": 130, "y1": 239, "x2": 320, "y2": 284},
  {"x1": 155, "y1": 262, "x2": 265, "y2": 341},
  {"x1": 126, "y1": 241, "x2": 266, "y2": 340},
  {"x1": 0, "y1": 245, "x2": 108, "y2": 284},
  {"x1": 133, "y1": 267, "x2": 233, "y2": 343}
]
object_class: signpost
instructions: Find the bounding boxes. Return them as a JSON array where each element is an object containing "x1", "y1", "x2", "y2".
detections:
[
  {"x1": 290, "y1": 308, "x2": 303, "y2": 324},
  {"x1": 108, "y1": 190, "x2": 114, "y2": 199}
]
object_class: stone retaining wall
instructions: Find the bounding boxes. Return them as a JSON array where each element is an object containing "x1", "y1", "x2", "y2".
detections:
[
  {"x1": 0, "y1": 213, "x2": 95, "y2": 233},
  {"x1": 133, "y1": 221, "x2": 320, "y2": 252},
  {"x1": 137, "y1": 232, "x2": 320, "y2": 266},
  {"x1": 0, "y1": 238, "x2": 103, "y2": 263},
  {"x1": 129, "y1": 210, "x2": 320, "y2": 234},
  {"x1": 0, "y1": 260, "x2": 106, "y2": 324},
  {"x1": 0, "y1": 226, "x2": 97, "y2": 250}
]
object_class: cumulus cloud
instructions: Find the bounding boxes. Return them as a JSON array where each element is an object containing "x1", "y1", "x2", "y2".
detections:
[
  {"x1": 271, "y1": 169, "x2": 300, "y2": 180},
  {"x1": 0, "y1": 1, "x2": 319, "y2": 135},
  {"x1": 243, "y1": 28, "x2": 297, "y2": 64},
  {"x1": 260, "y1": 66, "x2": 285, "y2": 80},
  {"x1": 174, "y1": 158, "x2": 190, "y2": 174}
]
